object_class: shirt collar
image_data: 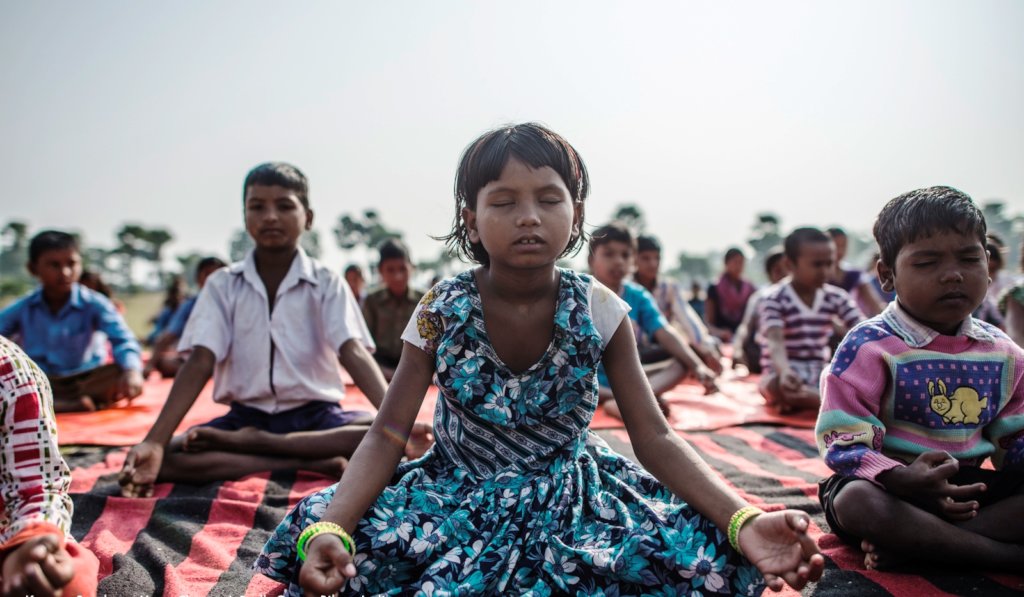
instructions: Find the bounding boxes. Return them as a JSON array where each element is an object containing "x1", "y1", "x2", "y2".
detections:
[
  {"x1": 881, "y1": 300, "x2": 995, "y2": 347},
  {"x1": 27, "y1": 284, "x2": 83, "y2": 310},
  {"x1": 232, "y1": 248, "x2": 319, "y2": 293}
]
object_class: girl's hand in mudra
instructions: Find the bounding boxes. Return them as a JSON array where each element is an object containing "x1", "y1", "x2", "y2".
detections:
[
  {"x1": 298, "y1": 534, "x2": 357, "y2": 596},
  {"x1": 739, "y1": 510, "x2": 825, "y2": 592}
]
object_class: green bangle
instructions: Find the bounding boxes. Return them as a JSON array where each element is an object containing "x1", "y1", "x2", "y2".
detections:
[
  {"x1": 727, "y1": 505, "x2": 763, "y2": 557},
  {"x1": 296, "y1": 521, "x2": 355, "y2": 562}
]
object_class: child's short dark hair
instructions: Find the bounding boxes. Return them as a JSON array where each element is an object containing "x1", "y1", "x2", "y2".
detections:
[
  {"x1": 243, "y1": 162, "x2": 309, "y2": 209},
  {"x1": 784, "y1": 227, "x2": 831, "y2": 262},
  {"x1": 444, "y1": 123, "x2": 589, "y2": 266},
  {"x1": 378, "y1": 238, "x2": 411, "y2": 264},
  {"x1": 195, "y1": 257, "x2": 227, "y2": 282},
  {"x1": 29, "y1": 230, "x2": 79, "y2": 264},
  {"x1": 764, "y1": 247, "x2": 785, "y2": 276},
  {"x1": 344, "y1": 264, "x2": 363, "y2": 277},
  {"x1": 986, "y1": 233, "x2": 1005, "y2": 268},
  {"x1": 723, "y1": 247, "x2": 745, "y2": 263},
  {"x1": 637, "y1": 235, "x2": 661, "y2": 254},
  {"x1": 873, "y1": 186, "x2": 986, "y2": 268},
  {"x1": 588, "y1": 222, "x2": 635, "y2": 258},
  {"x1": 826, "y1": 227, "x2": 847, "y2": 240}
]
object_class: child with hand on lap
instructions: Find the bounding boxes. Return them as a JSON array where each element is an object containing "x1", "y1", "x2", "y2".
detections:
[
  {"x1": 758, "y1": 227, "x2": 863, "y2": 413},
  {"x1": 0, "y1": 335, "x2": 99, "y2": 597},
  {"x1": 119, "y1": 163, "x2": 431, "y2": 497},
  {"x1": 816, "y1": 187, "x2": 1024, "y2": 571},
  {"x1": 588, "y1": 222, "x2": 720, "y2": 420},
  {"x1": 0, "y1": 231, "x2": 143, "y2": 412},
  {"x1": 255, "y1": 123, "x2": 823, "y2": 595}
]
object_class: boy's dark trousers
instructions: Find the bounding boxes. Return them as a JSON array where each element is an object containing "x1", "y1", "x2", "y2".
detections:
[{"x1": 47, "y1": 363, "x2": 122, "y2": 411}]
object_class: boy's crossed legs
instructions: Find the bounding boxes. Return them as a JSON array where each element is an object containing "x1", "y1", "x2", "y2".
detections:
[
  {"x1": 157, "y1": 400, "x2": 434, "y2": 484},
  {"x1": 759, "y1": 360, "x2": 822, "y2": 413},
  {"x1": 159, "y1": 401, "x2": 373, "y2": 484},
  {"x1": 822, "y1": 466, "x2": 1024, "y2": 571}
]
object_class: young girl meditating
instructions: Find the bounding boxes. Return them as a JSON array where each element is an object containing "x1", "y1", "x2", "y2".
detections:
[{"x1": 255, "y1": 123, "x2": 824, "y2": 595}]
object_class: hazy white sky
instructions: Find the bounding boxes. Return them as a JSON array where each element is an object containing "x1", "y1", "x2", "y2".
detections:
[{"x1": 2, "y1": 1, "x2": 1023, "y2": 277}]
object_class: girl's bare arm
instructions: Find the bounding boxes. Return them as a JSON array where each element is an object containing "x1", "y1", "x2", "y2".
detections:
[{"x1": 318, "y1": 342, "x2": 434, "y2": 532}]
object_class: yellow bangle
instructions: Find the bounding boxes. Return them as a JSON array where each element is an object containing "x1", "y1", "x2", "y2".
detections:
[
  {"x1": 727, "y1": 505, "x2": 763, "y2": 557},
  {"x1": 296, "y1": 521, "x2": 355, "y2": 561}
]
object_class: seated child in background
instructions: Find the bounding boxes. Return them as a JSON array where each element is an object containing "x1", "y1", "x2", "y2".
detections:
[
  {"x1": 588, "y1": 222, "x2": 718, "y2": 420},
  {"x1": 0, "y1": 335, "x2": 99, "y2": 597},
  {"x1": 758, "y1": 227, "x2": 863, "y2": 413},
  {"x1": 144, "y1": 257, "x2": 227, "y2": 378},
  {"x1": 343, "y1": 263, "x2": 367, "y2": 307},
  {"x1": 0, "y1": 230, "x2": 144, "y2": 412},
  {"x1": 705, "y1": 247, "x2": 756, "y2": 342},
  {"x1": 145, "y1": 275, "x2": 188, "y2": 346},
  {"x1": 633, "y1": 234, "x2": 724, "y2": 374},
  {"x1": 826, "y1": 227, "x2": 886, "y2": 318},
  {"x1": 361, "y1": 239, "x2": 425, "y2": 381},
  {"x1": 972, "y1": 234, "x2": 1007, "y2": 329},
  {"x1": 816, "y1": 186, "x2": 1024, "y2": 572},
  {"x1": 119, "y1": 162, "x2": 431, "y2": 497},
  {"x1": 732, "y1": 247, "x2": 789, "y2": 373},
  {"x1": 79, "y1": 269, "x2": 125, "y2": 313}
]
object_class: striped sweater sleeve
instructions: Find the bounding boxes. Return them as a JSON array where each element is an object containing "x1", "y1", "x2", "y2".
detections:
[{"x1": 815, "y1": 332, "x2": 904, "y2": 485}]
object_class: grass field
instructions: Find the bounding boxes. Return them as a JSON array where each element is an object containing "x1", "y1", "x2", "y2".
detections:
[{"x1": 120, "y1": 291, "x2": 166, "y2": 340}]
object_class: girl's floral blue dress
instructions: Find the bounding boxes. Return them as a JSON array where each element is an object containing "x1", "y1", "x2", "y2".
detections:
[{"x1": 256, "y1": 269, "x2": 763, "y2": 596}]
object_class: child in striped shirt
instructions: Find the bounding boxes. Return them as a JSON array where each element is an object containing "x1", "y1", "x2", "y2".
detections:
[
  {"x1": 758, "y1": 227, "x2": 863, "y2": 412},
  {"x1": 816, "y1": 186, "x2": 1024, "y2": 572}
]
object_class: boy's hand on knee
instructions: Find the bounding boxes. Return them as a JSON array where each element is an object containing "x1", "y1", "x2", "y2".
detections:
[
  {"x1": 694, "y1": 365, "x2": 720, "y2": 394},
  {"x1": 780, "y1": 368, "x2": 802, "y2": 393},
  {"x1": 1, "y1": 534, "x2": 74, "y2": 597},
  {"x1": 118, "y1": 369, "x2": 144, "y2": 400},
  {"x1": 119, "y1": 440, "x2": 164, "y2": 497}
]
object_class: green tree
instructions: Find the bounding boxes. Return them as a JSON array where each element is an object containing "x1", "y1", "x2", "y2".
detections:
[
  {"x1": 333, "y1": 209, "x2": 402, "y2": 251},
  {"x1": 0, "y1": 221, "x2": 31, "y2": 283},
  {"x1": 112, "y1": 224, "x2": 174, "y2": 290},
  {"x1": 612, "y1": 203, "x2": 645, "y2": 233},
  {"x1": 676, "y1": 252, "x2": 712, "y2": 284}
]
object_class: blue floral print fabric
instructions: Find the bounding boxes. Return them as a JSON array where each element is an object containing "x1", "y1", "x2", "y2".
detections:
[{"x1": 255, "y1": 269, "x2": 764, "y2": 596}]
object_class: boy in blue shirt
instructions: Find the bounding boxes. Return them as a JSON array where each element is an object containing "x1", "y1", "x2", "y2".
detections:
[
  {"x1": 588, "y1": 222, "x2": 718, "y2": 419},
  {"x1": 0, "y1": 230, "x2": 143, "y2": 412}
]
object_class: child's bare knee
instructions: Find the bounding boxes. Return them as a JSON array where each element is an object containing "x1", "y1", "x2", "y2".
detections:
[{"x1": 833, "y1": 481, "x2": 891, "y2": 536}]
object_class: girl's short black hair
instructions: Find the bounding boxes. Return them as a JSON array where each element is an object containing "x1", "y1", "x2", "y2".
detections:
[
  {"x1": 442, "y1": 123, "x2": 590, "y2": 266},
  {"x1": 243, "y1": 162, "x2": 309, "y2": 209},
  {"x1": 873, "y1": 186, "x2": 986, "y2": 268}
]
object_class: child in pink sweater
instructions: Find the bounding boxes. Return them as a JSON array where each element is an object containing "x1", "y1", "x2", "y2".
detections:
[{"x1": 816, "y1": 186, "x2": 1024, "y2": 572}]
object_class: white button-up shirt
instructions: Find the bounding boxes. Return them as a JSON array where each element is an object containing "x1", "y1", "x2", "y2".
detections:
[{"x1": 179, "y1": 249, "x2": 374, "y2": 414}]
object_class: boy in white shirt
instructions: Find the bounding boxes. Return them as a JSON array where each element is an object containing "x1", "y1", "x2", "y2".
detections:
[{"x1": 119, "y1": 163, "x2": 431, "y2": 497}]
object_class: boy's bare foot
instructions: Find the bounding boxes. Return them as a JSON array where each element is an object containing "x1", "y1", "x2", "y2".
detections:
[
  {"x1": 184, "y1": 426, "x2": 266, "y2": 453},
  {"x1": 861, "y1": 539, "x2": 907, "y2": 570},
  {"x1": 304, "y1": 456, "x2": 348, "y2": 479}
]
